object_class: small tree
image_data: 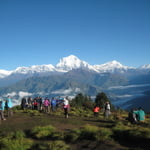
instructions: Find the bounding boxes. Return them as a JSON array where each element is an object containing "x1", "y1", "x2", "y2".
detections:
[
  {"x1": 71, "y1": 93, "x2": 94, "y2": 109},
  {"x1": 95, "y1": 92, "x2": 110, "y2": 108}
]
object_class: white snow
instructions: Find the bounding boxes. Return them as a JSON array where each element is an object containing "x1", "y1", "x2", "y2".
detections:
[
  {"x1": 93, "y1": 60, "x2": 130, "y2": 73},
  {"x1": 0, "y1": 55, "x2": 149, "y2": 78},
  {"x1": 0, "y1": 69, "x2": 12, "y2": 78},
  {"x1": 139, "y1": 64, "x2": 150, "y2": 69}
]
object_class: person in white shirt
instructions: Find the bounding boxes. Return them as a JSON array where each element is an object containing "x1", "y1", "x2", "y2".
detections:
[
  {"x1": 104, "y1": 101, "x2": 111, "y2": 118},
  {"x1": 63, "y1": 97, "x2": 69, "y2": 118}
]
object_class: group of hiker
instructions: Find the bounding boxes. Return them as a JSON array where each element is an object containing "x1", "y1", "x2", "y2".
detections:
[
  {"x1": 0, "y1": 95, "x2": 146, "y2": 122},
  {"x1": 127, "y1": 107, "x2": 146, "y2": 123},
  {"x1": 93, "y1": 101, "x2": 111, "y2": 118},
  {"x1": 0, "y1": 96, "x2": 13, "y2": 121},
  {"x1": 93, "y1": 101, "x2": 146, "y2": 123},
  {"x1": 21, "y1": 96, "x2": 70, "y2": 118}
]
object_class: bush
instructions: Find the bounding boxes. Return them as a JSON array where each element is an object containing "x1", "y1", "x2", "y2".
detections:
[
  {"x1": 112, "y1": 121, "x2": 130, "y2": 140},
  {"x1": 47, "y1": 140, "x2": 71, "y2": 150},
  {"x1": 31, "y1": 125, "x2": 56, "y2": 139},
  {"x1": 0, "y1": 131, "x2": 33, "y2": 150},
  {"x1": 64, "y1": 129, "x2": 81, "y2": 143},
  {"x1": 77, "y1": 124, "x2": 113, "y2": 142},
  {"x1": 95, "y1": 127, "x2": 112, "y2": 142},
  {"x1": 33, "y1": 140, "x2": 71, "y2": 150},
  {"x1": 80, "y1": 124, "x2": 99, "y2": 140},
  {"x1": 128, "y1": 127, "x2": 150, "y2": 140},
  {"x1": 51, "y1": 131, "x2": 64, "y2": 140}
]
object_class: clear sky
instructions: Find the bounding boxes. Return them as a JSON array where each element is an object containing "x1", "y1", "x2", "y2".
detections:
[{"x1": 0, "y1": 0, "x2": 150, "y2": 70}]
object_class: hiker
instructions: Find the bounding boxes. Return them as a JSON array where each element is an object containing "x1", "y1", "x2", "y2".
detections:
[
  {"x1": 21, "y1": 97, "x2": 27, "y2": 110},
  {"x1": 104, "y1": 101, "x2": 111, "y2": 118},
  {"x1": 27, "y1": 97, "x2": 32, "y2": 109},
  {"x1": 51, "y1": 97, "x2": 57, "y2": 112},
  {"x1": 33, "y1": 98, "x2": 38, "y2": 110},
  {"x1": 127, "y1": 109, "x2": 137, "y2": 123},
  {"x1": 63, "y1": 97, "x2": 70, "y2": 118},
  {"x1": 134, "y1": 107, "x2": 146, "y2": 122},
  {"x1": 37, "y1": 96, "x2": 43, "y2": 111},
  {"x1": 93, "y1": 105, "x2": 100, "y2": 117},
  {"x1": 43, "y1": 97, "x2": 50, "y2": 113},
  {"x1": 0, "y1": 99, "x2": 6, "y2": 121},
  {"x1": 5, "y1": 96, "x2": 13, "y2": 117}
]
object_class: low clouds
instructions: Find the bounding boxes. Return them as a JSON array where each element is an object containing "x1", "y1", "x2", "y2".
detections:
[{"x1": 3, "y1": 91, "x2": 33, "y2": 98}]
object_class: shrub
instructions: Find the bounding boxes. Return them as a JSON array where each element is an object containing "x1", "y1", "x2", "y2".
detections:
[
  {"x1": 128, "y1": 127, "x2": 150, "y2": 140},
  {"x1": 64, "y1": 129, "x2": 81, "y2": 143},
  {"x1": 79, "y1": 124, "x2": 112, "y2": 142},
  {"x1": 95, "y1": 127, "x2": 112, "y2": 142},
  {"x1": 51, "y1": 131, "x2": 64, "y2": 140},
  {"x1": 0, "y1": 131, "x2": 33, "y2": 150},
  {"x1": 80, "y1": 124, "x2": 99, "y2": 140},
  {"x1": 25, "y1": 109, "x2": 43, "y2": 116},
  {"x1": 31, "y1": 125, "x2": 56, "y2": 139},
  {"x1": 112, "y1": 121, "x2": 130, "y2": 140},
  {"x1": 48, "y1": 140, "x2": 71, "y2": 150},
  {"x1": 33, "y1": 140, "x2": 70, "y2": 150}
]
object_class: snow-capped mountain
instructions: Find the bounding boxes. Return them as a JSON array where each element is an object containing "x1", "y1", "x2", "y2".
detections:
[
  {"x1": 0, "y1": 55, "x2": 149, "y2": 79},
  {"x1": 139, "y1": 64, "x2": 150, "y2": 69},
  {"x1": 0, "y1": 70, "x2": 12, "y2": 78},
  {"x1": 93, "y1": 60, "x2": 133, "y2": 73},
  {"x1": 56, "y1": 55, "x2": 97, "y2": 72},
  {"x1": 0, "y1": 55, "x2": 150, "y2": 111},
  {"x1": 13, "y1": 64, "x2": 56, "y2": 74}
]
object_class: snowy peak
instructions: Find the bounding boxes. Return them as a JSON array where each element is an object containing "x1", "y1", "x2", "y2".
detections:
[
  {"x1": 94, "y1": 60, "x2": 130, "y2": 73},
  {"x1": 102, "y1": 60, "x2": 128, "y2": 68},
  {"x1": 0, "y1": 55, "x2": 149, "y2": 79},
  {"x1": 56, "y1": 55, "x2": 91, "y2": 71},
  {"x1": 0, "y1": 70, "x2": 12, "y2": 78},
  {"x1": 13, "y1": 64, "x2": 56, "y2": 74},
  {"x1": 139, "y1": 64, "x2": 150, "y2": 69}
]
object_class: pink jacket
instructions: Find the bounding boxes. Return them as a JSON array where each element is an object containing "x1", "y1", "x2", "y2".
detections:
[{"x1": 43, "y1": 99, "x2": 50, "y2": 107}]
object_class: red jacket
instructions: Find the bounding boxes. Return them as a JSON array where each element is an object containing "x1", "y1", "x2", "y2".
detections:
[{"x1": 93, "y1": 107, "x2": 100, "y2": 112}]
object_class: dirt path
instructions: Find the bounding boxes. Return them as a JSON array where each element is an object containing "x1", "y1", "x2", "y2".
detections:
[{"x1": 0, "y1": 111, "x2": 114, "y2": 133}]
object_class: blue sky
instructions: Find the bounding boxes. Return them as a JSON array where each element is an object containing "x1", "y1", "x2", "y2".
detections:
[{"x1": 0, "y1": 0, "x2": 150, "y2": 70}]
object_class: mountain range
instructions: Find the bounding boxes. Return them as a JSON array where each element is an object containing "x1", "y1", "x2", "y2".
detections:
[
  {"x1": 1, "y1": 55, "x2": 150, "y2": 79},
  {"x1": 0, "y1": 55, "x2": 150, "y2": 111}
]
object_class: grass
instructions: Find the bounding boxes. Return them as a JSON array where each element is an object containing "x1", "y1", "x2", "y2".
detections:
[{"x1": 0, "y1": 108, "x2": 150, "y2": 150}]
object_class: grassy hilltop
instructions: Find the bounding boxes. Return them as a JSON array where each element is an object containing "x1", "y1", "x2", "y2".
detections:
[{"x1": 0, "y1": 107, "x2": 150, "y2": 150}]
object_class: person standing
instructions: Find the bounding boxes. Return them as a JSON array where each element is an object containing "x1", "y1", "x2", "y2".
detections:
[
  {"x1": 93, "y1": 105, "x2": 100, "y2": 117},
  {"x1": 63, "y1": 97, "x2": 69, "y2": 118},
  {"x1": 43, "y1": 97, "x2": 50, "y2": 113},
  {"x1": 51, "y1": 97, "x2": 57, "y2": 112},
  {"x1": 104, "y1": 101, "x2": 111, "y2": 118},
  {"x1": 27, "y1": 97, "x2": 32, "y2": 109},
  {"x1": 21, "y1": 97, "x2": 27, "y2": 110},
  {"x1": 5, "y1": 96, "x2": 13, "y2": 117},
  {"x1": 0, "y1": 99, "x2": 6, "y2": 121}
]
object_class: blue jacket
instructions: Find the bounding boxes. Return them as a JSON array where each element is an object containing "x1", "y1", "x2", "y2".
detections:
[
  {"x1": 0, "y1": 100, "x2": 5, "y2": 110},
  {"x1": 6, "y1": 97, "x2": 12, "y2": 108}
]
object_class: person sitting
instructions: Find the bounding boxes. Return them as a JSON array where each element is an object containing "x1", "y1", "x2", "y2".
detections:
[
  {"x1": 128, "y1": 109, "x2": 137, "y2": 123},
  {"x1": 134, "y1": 107, "x2": 146, "y2": 122}
]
